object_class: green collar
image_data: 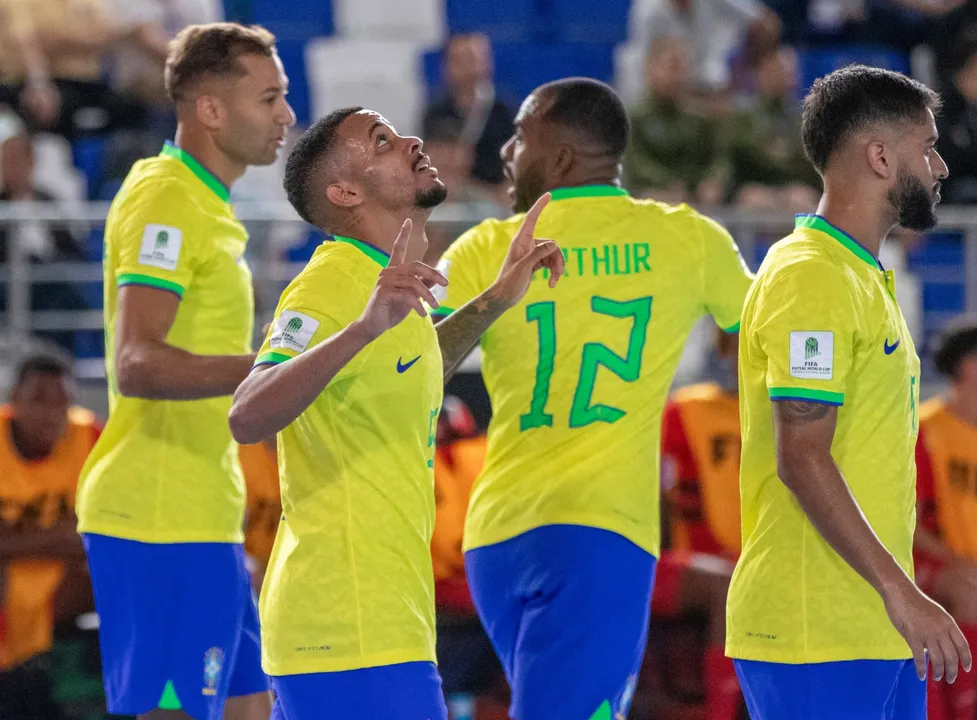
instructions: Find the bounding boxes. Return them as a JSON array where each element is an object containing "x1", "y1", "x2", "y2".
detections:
[
  {"x1": 333, "y1": 235, "x2": 390, "y2": 267},
  {"x1": 549, "y1": 185, "x2": 629, "y2": 201},
  {"x1": 794, "y1": 214, "x2": 881, "y2": 269},
  {"x1": 160, "y1": 142, "x2": 230, "y2": 203}
]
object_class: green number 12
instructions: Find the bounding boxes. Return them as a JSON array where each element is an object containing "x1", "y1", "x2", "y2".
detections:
[{"x1": 520, "y1": 296, "x2": 653, "y2": 431}]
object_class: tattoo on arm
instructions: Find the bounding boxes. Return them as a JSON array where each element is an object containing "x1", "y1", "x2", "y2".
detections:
[
  {"x1": 436, "y1": 289, "x2": 509, "y2": 383},
  {"x1": 779, "y1": 400, "x2": 832, "y2": 424}
]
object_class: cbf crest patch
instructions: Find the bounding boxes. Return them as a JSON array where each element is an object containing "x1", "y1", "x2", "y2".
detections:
[{"x1": 202, "y1": 646, "x2": 225, "y2": 696}]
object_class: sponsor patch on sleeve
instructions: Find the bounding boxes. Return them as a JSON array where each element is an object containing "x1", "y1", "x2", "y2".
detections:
[
  {"x1": 789, "y1": 331, "x2": 834, "y2": 380},
  {"x1": 269, "y1": 311, "x2": 320, "y2": 353},
  {"x1": 138, "y1": 225, "x2": 183, "y2": 271}
]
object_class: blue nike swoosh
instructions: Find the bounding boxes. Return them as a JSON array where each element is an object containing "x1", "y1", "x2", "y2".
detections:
[
  {"x1": 884, "y1": 339, "x2": 900, "y2": 355},
  {"x1": 397, "y1": 355, "x2": 421, "y2": 373}
]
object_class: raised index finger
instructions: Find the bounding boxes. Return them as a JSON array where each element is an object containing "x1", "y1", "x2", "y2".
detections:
[
  {"x1": 515, "y1": 193, "x2": 551, "y2": 241},
  {"x1": 389, "y1": 218, "x2": 412, "y2": 267}
]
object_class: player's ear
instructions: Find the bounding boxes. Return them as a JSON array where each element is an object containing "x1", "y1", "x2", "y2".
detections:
[
  {"x1": 326, "y1": 181, "x2": 364, "y2": 210},
  {"x1": 194, "y1": 94, "x2": 223, "y2": 131},
  {"x1": 866, "y1": 139, "x2": 892, "y2": 180},
  {"x1": 552, "y1": 145, "x2": 575, "y2": 178}
]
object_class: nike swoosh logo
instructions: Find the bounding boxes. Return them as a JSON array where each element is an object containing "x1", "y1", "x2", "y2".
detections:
[
  {"x1": 884, "y1": 338, "x2": 900, "y2": 355},
  {"x1": 397, "y1": 355, "x2": 421, "y2": 373}
]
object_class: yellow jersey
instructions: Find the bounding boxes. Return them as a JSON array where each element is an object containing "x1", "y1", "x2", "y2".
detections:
[
  {"x1": 434, "y1": 185, "x2": 752, "y2": 556},
  {"x1": 255, "y1": 236, "x2": 443, "y2": 676},
  {"x1": 727, "y1": 214, "x2": 919, "y2": 664},
  {"x1": 77, "y1": 142, "x2": 254, "y2": 544}
]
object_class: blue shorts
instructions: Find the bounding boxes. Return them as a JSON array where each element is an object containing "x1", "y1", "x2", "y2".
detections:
[
  {"x1": 735, "y1": 658, "x2": 926, "y2": 720},
  {"x1": 465, "y1": 524, "x2": 656, "y2": 720},
  {"x1": 269, "y1": 662, "x2": 448, "y2": 720},
  {"x1": 83, "y1": 534, "x2": 269, "y2": 720}
]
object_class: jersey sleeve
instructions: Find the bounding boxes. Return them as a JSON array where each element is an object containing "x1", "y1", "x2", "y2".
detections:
[
  {"x1": 915, "y1": 428, "x2": 939, "y2": 534},
  {"x1": 697, "y1": 214, "x2": 753, "y2": 333},
  {"x1": 114, "y1": 182, "x2": 209, "y2": 299},
  {"x1": 254, "y1": 266, "x2": 367, "y2": 379},
  {"x1": 430, "y1": 222, "x2": 495, "y2": 318},
  {"x1": 752, "y1": 260, "x2": 855, "y2": 406}
]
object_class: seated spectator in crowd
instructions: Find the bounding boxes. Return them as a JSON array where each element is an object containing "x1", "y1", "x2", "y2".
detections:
[
  {"x1": 630, "y1": 0, "x2": 780, "y2": 98},
  {"x1": 432, "y1": 396, "x2": 506, "y2": 720},
  {"x1": 422, "y1": 33, "x2": 514, "y2": 195},
  {"x1": 0, "y1": 127, "x2": 89, "y2": 352},
  {"x1": 657, "y1": 326, "x2": 743, "y2": 720},
  {"x1": 0, "y1": 355, "x2": 100, "y2": 720},
  {"x1": 915, "y1": 317, "x2": 977, "y2": 720},
  {"x1": 624, "y1": 39, "x2": 729, "y2": 206},
  {"x1": 728, "y1": 46, "x2": 821, "y2": 212},
  {"x1": 0, "y1": 0, "x2": 166, "y2": 140},
  {"x1": 935, "y1": 27, "x2": 977, "y2": 204},
  {"x1": 239, "y1": 438, "x2": 280, "y2": 593}
]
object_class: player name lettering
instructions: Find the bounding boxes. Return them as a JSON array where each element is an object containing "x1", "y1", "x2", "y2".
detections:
[{"x1": 536, "y1": 242, "x2": 652, "y2": 280}]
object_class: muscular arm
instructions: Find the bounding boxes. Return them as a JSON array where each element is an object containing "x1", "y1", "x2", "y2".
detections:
[
  {"x1": 115, "y1": 285, "x2": 256, "y2": 400},
  {"x1": 228, "y1": 321, "x2": 377, "y2": 445},
  {"x1": 774, "y1": 400, "x2": 914, "y2": 598},
  {"x1": 434, "y1": 286, "x2": 509, "y2": 383}
]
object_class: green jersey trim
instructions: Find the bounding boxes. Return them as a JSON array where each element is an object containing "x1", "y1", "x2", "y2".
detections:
[
  {"x1": 550, "y1": 185, "x2": 630, "y2": 201},
  {"x1": 769, "y1": 386, "x2": 844, "y2": 406},
  {"x1": 160, "y1": 141, "x2": 230, "y2": 203},
  {"x1": 722, "y1": 321, "x2": 741, "y2": 334},
  {"x1": 794, "y1": 215, "x2": 880, "y2": 269},
  {"x1": 333, "y1": 235, "x2": 390, "y2": 267},
  {"x1": 117, "y1": 273, "x2": 185, "y2": 298},
  {"x1": 255, "y1": 351, "x2": 291, "y2": 366},
  {"x1": 430, "y1": 306, "x2": 455, "y2": 317}
]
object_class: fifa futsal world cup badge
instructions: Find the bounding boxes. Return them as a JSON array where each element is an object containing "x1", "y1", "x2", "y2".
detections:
[{"x1": 202, "y1": 647, "x2": 225, "y2": 696}]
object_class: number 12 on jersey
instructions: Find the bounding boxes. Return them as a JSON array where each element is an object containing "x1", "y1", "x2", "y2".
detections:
[{"x1": 520, "y1": 296, "x2": 653, "y2": 431}]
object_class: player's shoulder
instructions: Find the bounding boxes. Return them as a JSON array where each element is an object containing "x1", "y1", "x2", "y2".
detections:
[
  {"x1": 756, "y1": 231, "x2": 849, "y2": 290},
  {"x1": 452, "y1": 214, "x2": 525, "y2": 254},
  {"x1": 629, "y1": 198, "x2": 727, "y2": 234},
  {"x1": 114, "y1": 157, "x2": 208, "y2": 217},
  {"x1": 671, "y1": 381, "x2": 724, "y2": 406},
  {"x1": 283, "y1": 240, "x2": 373, "y2": 307}
]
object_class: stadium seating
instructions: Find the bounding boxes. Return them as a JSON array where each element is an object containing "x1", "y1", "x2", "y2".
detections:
[
  {"x1": 444, "y1": 0, "x2": 540, "y2": 43},
  {"x1": 333, "y1": 0, "x2": 446, "y2": 45}
]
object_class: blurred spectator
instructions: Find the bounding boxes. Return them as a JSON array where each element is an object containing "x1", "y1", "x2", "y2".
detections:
[
  {"x1": 630, "y1": 0, "x2": 781, "y2": 95},
  {"x1": 422, "y1": 33, "x2": 514, "y2": 191},
  {"x1": 239, "y1": 438, "x2": 280, "y2": 594},
  {"x1": 431, "y1": 396, "x2": 507, "y2": 720},
  {"x1": 728, "y1": 47, "x2": 821, "y2": 212},
  {"x1": 623, "y1": 39, "x2": 729, "y2": 206},
  {"x1": 0, "y1": 0, "x2": 166, "y2": 140},
  {"x1": 935, "y1": 28, "x2": 977, "y2": 204},
  {"x1": 0, "y1": 128, "x2": 89, "y2": 353},
  {"x1": 0, "y1": 355, "x2": 99, "y2": 720}
]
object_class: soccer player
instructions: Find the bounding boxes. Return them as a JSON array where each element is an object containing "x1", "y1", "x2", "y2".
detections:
[
  {"x1": 914, "y1": 317, "x2": 977, "y2": 720},
  {"x1": 657, "y1": 326, "x2": 741, "y2": 720},
  {"x1": 227, "y1": 107, "x2": 563, "y2": 719},
  {"x1": 727, "y1": 64, "x2": 971, "y2": 719},
  {"x1": 0, "y1": 356, "x2": 99, "y2": 717},
  {"x1": 432, "y1": 77, "x2": 753, "y2": 720},
  {"x1": 75, "y1": 23, "x2": 295, "y2": 720}
]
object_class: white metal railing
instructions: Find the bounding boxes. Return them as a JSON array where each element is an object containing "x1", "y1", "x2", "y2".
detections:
[{"x1": 1, "y1": 200, "x2": 976, "y2": 370}]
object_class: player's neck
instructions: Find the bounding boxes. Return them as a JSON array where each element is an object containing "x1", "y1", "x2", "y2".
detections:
[
  {"x1": 815, "y1": 189, "x2": 888, "y2": 260},
  {"x1": 949, "y1": 387, "x2": 977, "y2": 428},
  {"x1": 172, "y1": 126, "x2": 246, "y2": 191},
  {"x1": 342, "y1": 210, "x2": 432, "y2": 260}
]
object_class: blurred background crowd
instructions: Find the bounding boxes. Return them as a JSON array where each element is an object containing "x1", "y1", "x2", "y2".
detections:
[{"x1": 3, "y1": 0, "x2": 977, "y2": 719}]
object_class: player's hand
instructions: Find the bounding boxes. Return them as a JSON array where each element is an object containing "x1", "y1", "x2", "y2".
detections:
[
  {"x1": 356, "y1": 219, "x2": 447, "y2": 339},
  {"x1": 883, "y1": 578, "x2": 972, "y2": 682},
  {"x1": 490, "y1": 193, "x2": 564, "y2": 309}
]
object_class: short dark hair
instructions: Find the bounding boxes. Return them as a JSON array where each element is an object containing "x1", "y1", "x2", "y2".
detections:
[
  {"x1": 14, "y1": 354, "x2": 69, "y2": 389},
  {"x1": 165, "y1": 23, "x2": 277, "y2": 103},
  {"x1": 283, "y1": 107, "x2": 363, "y2": 228},
  {"x1": 536, "y1": 78, "x2": 630, "y2": 157},
  {"x1": 801, "y1": 64, "x2": 941, "y2": 173},
  {"x1": 933, "y1": 316, "x2": 977, "y2": 378}
]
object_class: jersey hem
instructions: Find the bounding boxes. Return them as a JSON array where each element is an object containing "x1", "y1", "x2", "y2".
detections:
[
  {"x1": 263, "y1": 646, "x2": 436, "y2": 676},
  {"x1": 117, "y1": 273, "x2": 185, "y2": 299},
  {"x1": 768, "y1": 387, "x2": 844, "y2": 406},
  {"x1": 463, "y1": 514, "x2": 659, "y2": 557},
  {"x1": 725, "y1": 643, "x2": 911, "y2": 664},
  {"x1": 76, "y1": 521, "x2": 244, "y2": 545}
]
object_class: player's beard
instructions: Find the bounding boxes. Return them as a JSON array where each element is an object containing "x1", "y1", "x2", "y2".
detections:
[
  {"x1": 889, "y1": 167, "x2": 938, "y2": 231},
  {"x1": 512, "y1": 160, "x2": 546, "y2": 214},
  {"x1": 414, "y1": 181, "x2": 448, "y2": 210}
]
